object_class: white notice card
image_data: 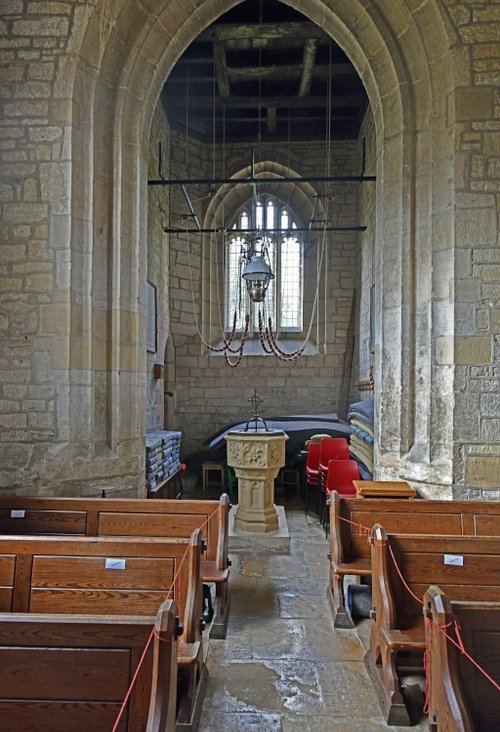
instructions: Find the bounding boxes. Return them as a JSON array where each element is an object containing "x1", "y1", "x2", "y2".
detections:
[
  {"x1": 443, "y1": 554, "x2": 464, "y2": 566},
  {"x1": 105, "y1": 558, "x2": 126, "y2": 570}
]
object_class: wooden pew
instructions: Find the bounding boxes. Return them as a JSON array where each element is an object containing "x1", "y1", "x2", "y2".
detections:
[
  {"x1": 0, "y1": 531, "x2": 206, "y2": 731},
  {"x1": 424, "y1": 585, "x2": 500, "y2": 732},
  {"x1": 0, "y1": 598, "x2": 180, "y2": 732},
  {"x1": 328, "y1": 492, "x2": 500, "y2": 628},
  {"x1": 366, "y1": 525, "x2": 500, "y2": 725},
  {"x1": 0, "y1": 494, "x2": 231, "y2": 639}
]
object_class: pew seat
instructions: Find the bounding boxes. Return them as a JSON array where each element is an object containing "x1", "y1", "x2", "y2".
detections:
[
  {"x1": 0, "y1": 599, "x2": 180, "y2": 732},
  {"x1": 328, "y1": 492, "x2": 500, "y2": 628},
  {"x1": 0, "y1": 494, "x2": 231, "y2": 639},
  {"x1": 424, "y1": 585, "x2": 500, "y2": 732},
  {"x1": 366, "y1": 526, "x2": 500, "y2": 726}
]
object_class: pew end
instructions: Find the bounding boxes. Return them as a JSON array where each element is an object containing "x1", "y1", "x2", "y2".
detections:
[
  {"x1": 366, "y1": 525, "x2": 500, "y2": 726},
  {"x1": 424, "y1": 585, "x2": 500, "y2": 732}
]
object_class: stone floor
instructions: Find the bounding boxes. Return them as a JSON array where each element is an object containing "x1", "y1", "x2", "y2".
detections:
[{"x1": 192, "y1": 486, "x2": 428, "y2": 731}]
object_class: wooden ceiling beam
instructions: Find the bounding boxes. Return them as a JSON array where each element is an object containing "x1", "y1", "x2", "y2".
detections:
[
  {"x1": 266, "y1": 106, "x2": 277, "y2": 134},
  {"x1": 198, "y1": 21, "x2": 329, "y2": 44},
  {"x1": 212, "y1": 41, "x2": 230, "y2": 97},
  {"x1": 298, "y1": 39, "x2": 318, "y2": 97},
  {"x1": 169, "y1": 111, "x2": 356, "y2": 124},
  {"x1": 169, "y1": 94, "x2": 364, "y2": 110},
  {"x1": 169, "y1": 62, "x2": 354, "y2": 82}
]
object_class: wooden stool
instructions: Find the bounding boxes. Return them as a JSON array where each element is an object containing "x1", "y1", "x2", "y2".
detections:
[{"x1": 202, "y1": 461, "x2": 225, "y2": 492}]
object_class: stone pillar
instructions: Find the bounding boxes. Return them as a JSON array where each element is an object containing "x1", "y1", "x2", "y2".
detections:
[{"x1": 225, "y1": 430, "x2": 287, "y2": 533}]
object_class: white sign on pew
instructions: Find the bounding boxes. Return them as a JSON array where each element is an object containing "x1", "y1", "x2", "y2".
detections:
[
  {"x1": 105, "y1": 558, "x2": 127, "y2": 570},
  {"x1": 443, "y1": 554, "x2": 464, "y2": 566}
]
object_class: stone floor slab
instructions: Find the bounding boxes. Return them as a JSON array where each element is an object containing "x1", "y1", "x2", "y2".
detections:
[{"x1": 197, "y1": 496, "x2": 429, "y2": 731}]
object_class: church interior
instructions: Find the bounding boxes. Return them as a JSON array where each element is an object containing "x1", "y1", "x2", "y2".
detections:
[{"x1": 0, "y1": 0, "x2": 499, "y2": 730}]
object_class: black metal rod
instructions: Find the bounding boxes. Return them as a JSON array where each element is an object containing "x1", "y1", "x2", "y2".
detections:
[
  {"x1": 149, "y1": 174, "x2": 376, "y2": 186},
  {"x1": 181, "y1": 184, "x2": 201, "y2": 231},
  {"x1": 163, "y1": 225, "x2": 366, "y2": 233}
]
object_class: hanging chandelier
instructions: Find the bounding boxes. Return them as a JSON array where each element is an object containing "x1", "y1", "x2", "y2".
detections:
[
  {"x1": 201, "y1": 226, "x2": 316, "y2": 367},
  {"x1": 241, "y1": 234, "x2": 274, "y2": 303}
]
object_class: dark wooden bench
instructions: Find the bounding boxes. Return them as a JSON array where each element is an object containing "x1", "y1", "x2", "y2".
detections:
[
  {"x1": 0, "y1": 493, "x2": 231, "y2": 639},
  {"x1": 0, "y1": 531, "x2": 206, "y2": 731},
  {"x1": 424, "y1": 585, "x2": 500, "y2": 732},
  {"x1": 366, "y1": 525, "x2": 500, "y2": 725},
  {"x1": 0, "y1": 598, "x2": 180, "y2": 732},
  {"x1": 328, "y1": 492, "x2": 500, "y2": 628}
]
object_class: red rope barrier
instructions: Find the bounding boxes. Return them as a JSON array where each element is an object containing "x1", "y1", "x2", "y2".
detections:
[
  {"x1": 425, "y1": 616, "x2": 500, "y2": 694},
  {"x1": 335, "y1": 511, "x2": 500, "y2": 696},
  {"x1": 112, "y1": 626, "x2": 155, "y2": 732},
  {"x1": 112, "y1": 503, "x2": 224, "y2": 729},
  {"x1": 111, "y1": 542, "x2": 191, "y2": 732},
  {"x1": 336, "y1": 513, "x2": 371, "y2": 536},
  {"x1": 387, "y1": 543, "x2": 424, "y2": 605}
]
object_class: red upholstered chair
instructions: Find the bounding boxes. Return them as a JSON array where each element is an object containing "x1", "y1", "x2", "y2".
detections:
[
  {"x1": 304, "y1": 442, "x2": 321, "y2": 514},
  {"x1": 323, "y1": 459, "x2": 360, "y2": 532}
]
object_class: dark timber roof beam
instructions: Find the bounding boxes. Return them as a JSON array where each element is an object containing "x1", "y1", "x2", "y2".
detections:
[
  {"x1": 298, "y1": 39, "x2": 318, "y2": 97},
  {"x1": 179, "y1": 94, "x2": 364, "y2": 110},
  {"x1": 212, "y1": 41, "x2": 230, "y2": 97},
  {"x1": 267, "y1": 106, "x2": 277, "y2": 134},
  {"x1": 198, "y1": 21, "x2": 329, "y2": 45}
]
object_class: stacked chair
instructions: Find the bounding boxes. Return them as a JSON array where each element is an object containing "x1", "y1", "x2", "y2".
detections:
[
  {"x1": 318, "y1": 438, "x2": 350, "y2": 523},
  {"x1": 304, "y1": 441, "x2": 321, "y2": 514},
  {"x1": 304, "y1": 436, "x2": 359, "y2": 524},
  {"x1": 318, "y1": 438, "x2": 350, "y2": 493},
  {"x1": 322, "y1": 458, "x2": 360, "y2": 534}
]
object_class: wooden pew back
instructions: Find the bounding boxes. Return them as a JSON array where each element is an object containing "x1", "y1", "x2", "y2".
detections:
[
  {"x1": 328, "y1": 493, "x2": 500, "y2": 629},
  {"x1": 371, "y1": 526, "x2": 500, "y2": 626},
  {"x1": 331, "y1": 494, "x2": 500, "y2": 564},
  {"x1": 0, "y1": 495, "x2": 229, "y2": 570},
  {"x1": 0, "y1": 599, "x2": 179, "y2": 732},
  {"x1": 0, "y1": 532, "x2": 203, "y2": 645},
  {"x1": 424, "y1": 585, "x2": 500, "y2": 732}
]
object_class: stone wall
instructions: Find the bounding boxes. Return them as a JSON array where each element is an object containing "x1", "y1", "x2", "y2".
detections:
[
  {"x1": 162, "y1": 126, "x2": 362, "y2": 458},
  {"x1": 450, "y1": 2, "x2": 500, "y2": 498}
]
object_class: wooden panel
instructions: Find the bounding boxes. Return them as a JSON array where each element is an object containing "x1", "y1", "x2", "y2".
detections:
[
  {"x1": 29, "y1": 588, "x2": 170, "y2": 615},
  {"x1": 0, "y1": 702, "x2": 127, "y2": 732},
  {"x1": 0, "y1": 588, "x2": 13, "y2": 611},
  {"x1": 31, "y1": 555, "x2": 175, "y2": 590},
  {"x1": 402, "y1": 550, "x2": 500, "y2": 583},
  {"x1": 350, "y1": 511, "x2": 464, "y2": 555},
  {"x1": 0, "y1": 555, "x2": 15, "y2": 584},
  {"x1": 0, "y1": 509, "x2": 86, "y2": 535},
  {"x1": 0, "y1": 647, "x2": 130, "y2": 698},
  {"x1": 98, "y1": 511, "x2": 203, "y2": 539},
  {"x1": 474, "y1": 513, "x2": 500, "y2": 535}
]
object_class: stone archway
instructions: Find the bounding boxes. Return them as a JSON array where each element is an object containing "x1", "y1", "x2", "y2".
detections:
[{"x1": 64, "y1": 0, "x2": 455, "y2": 496}]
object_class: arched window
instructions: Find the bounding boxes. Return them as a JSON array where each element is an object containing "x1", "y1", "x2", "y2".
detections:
[{"x1": 225, "y1": 198, "x2": 303, "y2": 332}]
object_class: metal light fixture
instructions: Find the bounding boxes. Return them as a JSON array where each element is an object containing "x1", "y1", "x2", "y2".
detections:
[{"x1": 241, "y1": 234, "x2": 274, "y2": 303}]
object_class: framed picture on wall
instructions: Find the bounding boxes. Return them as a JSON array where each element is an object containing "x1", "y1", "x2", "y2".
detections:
[{"x1": 147, "y1": 280, "x2": 157, "y2": 353}]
